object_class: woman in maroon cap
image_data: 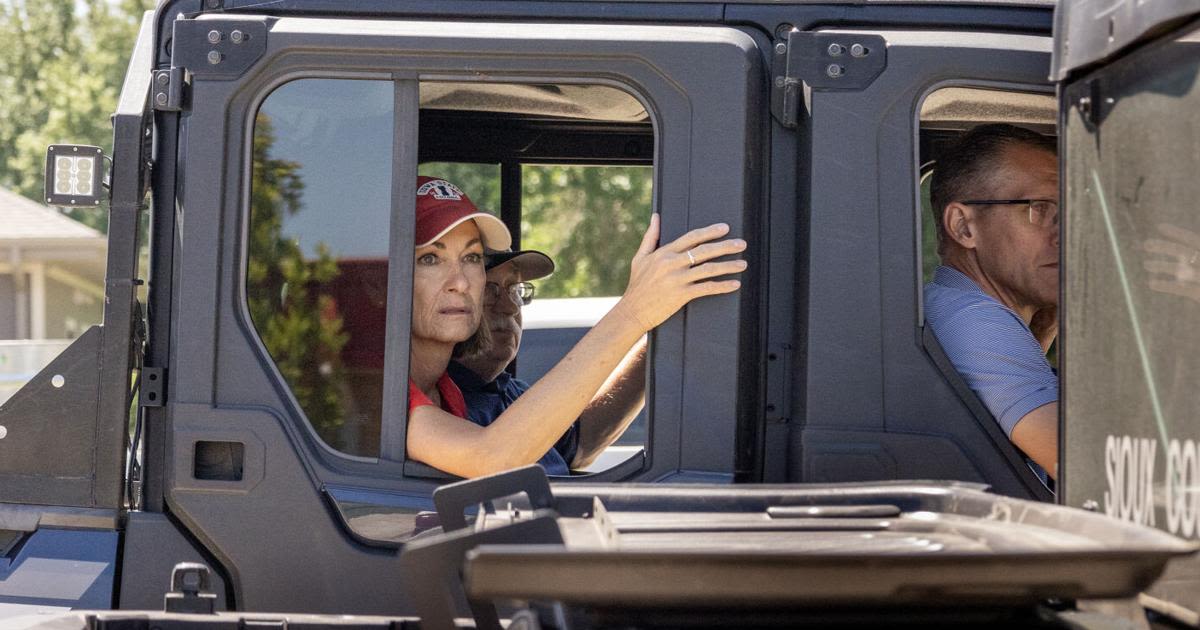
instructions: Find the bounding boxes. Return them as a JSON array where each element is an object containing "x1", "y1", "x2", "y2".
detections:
[
  {"x1": 406, "y1": 176, "x2": 512, "y2": 422},
  {"x1": 407, "y1": 176, "x2": 746, "y2": 478}
]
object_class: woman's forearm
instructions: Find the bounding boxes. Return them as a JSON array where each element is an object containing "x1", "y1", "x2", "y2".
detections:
[
  {"x1": 469, "y1": 304, "x2": 647, "y2": 471},
  {"x1": 406, "y1": 216, "x2": 745, "y2": 478},
  {"x1": 406, "y1": 304, "x2": 645, "y2": 478}
]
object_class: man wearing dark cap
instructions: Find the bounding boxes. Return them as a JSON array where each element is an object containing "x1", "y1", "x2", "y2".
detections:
[{"x1": 448, "y1": 249, "x2": 647, "y2": 474}]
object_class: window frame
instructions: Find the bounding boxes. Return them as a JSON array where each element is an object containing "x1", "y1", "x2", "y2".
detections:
[{"x1": 240, "y1": 72, "x2": 668, "y2": 481}]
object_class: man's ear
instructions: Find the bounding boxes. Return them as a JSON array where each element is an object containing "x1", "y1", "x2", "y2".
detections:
[{"x1": 943, "y1": 202, "x2": 978, "y2": 250}]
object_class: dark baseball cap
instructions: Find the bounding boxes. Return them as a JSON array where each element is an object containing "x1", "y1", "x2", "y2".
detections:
[{"x1": 485, "y1": 249, "x2": 555, "y2": 281}]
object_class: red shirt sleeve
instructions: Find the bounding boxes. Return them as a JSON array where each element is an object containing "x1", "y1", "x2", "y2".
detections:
[{"x1": 408, "y1": 378, "x2": 434, "y2": 413}]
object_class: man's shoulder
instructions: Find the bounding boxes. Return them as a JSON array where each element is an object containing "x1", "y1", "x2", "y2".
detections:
[
  {"x1": 447, "y1": 361, "x2": 485, "y2": 392},
  {"x1": 924, "y1": 278, "x2": 1038, "y2": 366},
  {"x1": 927, "y1": 298, "x2": 1032, "y2": 354},
  {"x1": 926, "y1": 286, "x2": 1016, "y2": 322},
  {"x1": 924, "y1": 268, "x2": 1023, "y2": 331},
  {"x1": 927, "y1": 288, "x2": 1003, "y2": 329},
  {"x1": 506, "y1": 374, "x2": 532, "y2": 395}
]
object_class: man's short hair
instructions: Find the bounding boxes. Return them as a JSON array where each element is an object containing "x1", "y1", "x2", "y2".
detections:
[{"x1": 929, "y1": 124, "x2": 1057, "y2": 256}]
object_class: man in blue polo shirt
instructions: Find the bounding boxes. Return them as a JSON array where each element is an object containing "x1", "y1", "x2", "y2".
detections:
[
  {"x1": 925, "y1": 124, "x2": 1060, "y2": 480},
  {"x1": 448, "y1": 249, "x2": 647, "y2": 475}
]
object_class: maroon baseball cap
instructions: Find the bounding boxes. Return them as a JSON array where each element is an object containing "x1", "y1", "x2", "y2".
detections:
[{"x1": 415, "y1": 176, "x2": 511, "y2": 250}]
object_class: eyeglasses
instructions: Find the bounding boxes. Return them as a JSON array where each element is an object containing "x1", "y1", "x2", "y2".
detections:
[
  {"x1": 960, "y1": 199, "x2": 1059, "y2": 229},
  {"x1": 483, "y1": 281, "x2": 535, "y2": 306}
]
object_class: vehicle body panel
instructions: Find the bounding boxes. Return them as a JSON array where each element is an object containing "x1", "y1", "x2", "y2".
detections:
[{"x1": 1057, "y1": 1, "x2": 1200, "y2": 622}]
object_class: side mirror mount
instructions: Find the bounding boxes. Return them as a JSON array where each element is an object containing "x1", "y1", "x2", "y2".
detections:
[{"x1": 44, "y1": 144, "x2": 107, "y2": 208}]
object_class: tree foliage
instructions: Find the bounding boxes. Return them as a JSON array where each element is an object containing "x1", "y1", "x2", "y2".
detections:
[
  {"x1": 522, "y1": 165, "x2": 652, "y2": 298},
  {"x1": 419, "y1": 162, "x2": 653, "y2": 298},
  {"x1": 246, "y1": 114, "x2": 349, "y2": 447},
  {"x1": 0, "y1": 0, "x2": 152, "y2": 231}
]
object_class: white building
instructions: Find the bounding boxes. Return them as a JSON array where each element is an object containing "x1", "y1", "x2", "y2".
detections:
[{"x1": 0, "y1": 186, "x2": 107, "y2": 402}]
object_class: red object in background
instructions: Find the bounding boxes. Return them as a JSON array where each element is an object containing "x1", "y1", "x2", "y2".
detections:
[{"x1": 323, "y1": 258, "x2": 389, "y2": 370}]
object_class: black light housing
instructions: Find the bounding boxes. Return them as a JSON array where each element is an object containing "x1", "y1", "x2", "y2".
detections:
[{"x1": 44, "y1": 144, "x2": 106, "y2": 207}]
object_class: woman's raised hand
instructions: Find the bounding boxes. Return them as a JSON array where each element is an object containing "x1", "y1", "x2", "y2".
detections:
[{"x1": 613, "y1": 214, "x2": 747, "y2": 333}]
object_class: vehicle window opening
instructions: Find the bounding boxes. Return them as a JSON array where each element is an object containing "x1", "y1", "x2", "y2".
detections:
[
  {"x1": 411, "y1": 80, "x2": 654, "y2": 477},
  {"x1": 918, "y1": 85, "x2": 1058, "y2": 363},
  {"x1": 917, "y1": 85, "x2": 1061, "y2": 482},
  {"x1": 918, "y1": 86, "x2": 1057, "y2": 285},
  {"x1": 246, "y1": 77, "x2": 655, "y2": 475}
]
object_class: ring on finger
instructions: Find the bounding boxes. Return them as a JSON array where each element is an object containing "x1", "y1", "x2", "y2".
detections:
[{"x1": 686, "y1": 249, "x2": 697, "y2": 266}]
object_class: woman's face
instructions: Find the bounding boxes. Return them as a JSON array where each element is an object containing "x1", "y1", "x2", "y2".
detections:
[{"x1": 411, "y1": 220, "x2": 486, "y2": 346}]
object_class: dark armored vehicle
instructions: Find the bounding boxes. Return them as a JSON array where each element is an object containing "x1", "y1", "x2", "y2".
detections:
[{"x1": 0, "y1": 0, "x2": 1197, "y2": 627}]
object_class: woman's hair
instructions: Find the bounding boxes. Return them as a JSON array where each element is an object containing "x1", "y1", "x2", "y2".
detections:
[{"x1": 452, "y1": 317, "x2": 492, "y2": 359}]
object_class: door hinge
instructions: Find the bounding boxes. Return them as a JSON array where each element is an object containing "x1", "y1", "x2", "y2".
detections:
[
  {"x1": 151, "y1": 67, "x2": 188, "y2": 112},
  {"x1": 771, "y1": 31, "x2": 887, "y2": 128},
  {"x1": 153, "y1": 18, "x2": 269, "y2": 110},
  {"x1": 139, "y1": 366, "x2": 166, "y2": 408},
  {"x1": 765, "y1": 343, "x2": 792, "y2": 424},
  {"x1": 1075, "y1": 78, "x2": 1105, "y2": 128},
  {"x1": 171, "y1": 18, "x2": 268, "y2": 80}
]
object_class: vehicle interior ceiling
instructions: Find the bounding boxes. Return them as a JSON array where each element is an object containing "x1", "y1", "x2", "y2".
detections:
[
  {"x1": 918, "y1": 87, "x2": 1057, "y2": 173},
  {"x1": 418, "y1": 82, "x2": 654, "y2": 167},
  {"x1": 417, "y1": 84, "x2": 1059, "y2": 216}
]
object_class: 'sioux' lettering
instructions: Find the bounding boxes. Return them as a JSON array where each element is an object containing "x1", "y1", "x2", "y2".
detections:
[{"x1": 1103, "y1": 434, "x2": 1199, "y2": 538}]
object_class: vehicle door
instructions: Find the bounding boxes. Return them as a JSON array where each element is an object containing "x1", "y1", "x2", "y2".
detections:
[
  {"x1": 766, "y1": 24, "x2": 1055, "y2": 499},
  {"x1": 150, "y1": 8, "x2": 761, "y2": 614}
]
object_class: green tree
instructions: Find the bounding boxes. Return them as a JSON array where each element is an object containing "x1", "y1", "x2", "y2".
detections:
[
  {"x1": 921, "y1": 175, "x2": 940, "y2": 282},
  {"x1": 246, "y1": 114, "x2": 349, "y2": 448},
  {"x1": 419, "y1": 162, "x2": 653, "y2": 298},
  {"x1": 522, "y1": 165, "x2": 652, "y2": 298},
  {"x1": 419, "y1": 162, "x2": 502, "y2": 214},
  {"x1": 0, "y1": 0, "x2": 152, "y2": 231}
]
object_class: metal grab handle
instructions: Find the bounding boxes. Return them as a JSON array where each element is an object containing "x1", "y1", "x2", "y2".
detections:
[{"x1": 433, "y1": 465, "x2": 555, "y2": 532}]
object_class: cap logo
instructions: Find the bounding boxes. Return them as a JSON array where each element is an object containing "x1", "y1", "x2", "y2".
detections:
[{"x1": 417, "y1": 179, "x2": 464, "y2": 201}]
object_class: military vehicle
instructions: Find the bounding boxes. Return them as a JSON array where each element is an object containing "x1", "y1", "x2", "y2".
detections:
[{"x1": 0, "y1": 0, "x2": 1198, "y2": 627}]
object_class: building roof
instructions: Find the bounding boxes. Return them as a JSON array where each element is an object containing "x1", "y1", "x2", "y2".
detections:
[{"x1": 0, "y1": 186, "x2": 104, "y2": 244}]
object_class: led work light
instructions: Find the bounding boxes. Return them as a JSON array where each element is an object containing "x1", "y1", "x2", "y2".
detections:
[{"x1": 44, "y1": 144, "x2": 106, "y2": 207}]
